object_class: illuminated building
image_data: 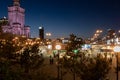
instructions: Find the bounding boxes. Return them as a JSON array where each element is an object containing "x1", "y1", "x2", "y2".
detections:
[
  {"x1": 107, "y1": 29, "x2": 115, "y2": 40},
  {"x1": 1, "y1": 0, "x2": 30, "y2": 37},
  {"x1": 39, "y1": 27, "x2": 44, "y2": 41}
]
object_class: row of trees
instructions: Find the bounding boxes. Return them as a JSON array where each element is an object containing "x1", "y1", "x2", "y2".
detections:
[
  {"x1": 0, "y1": 39, "x2": 56, "y2": 80},
  {"x1": 66, "y1": 34, "x2": 84, "y2": 52},
  {"x1": 61, "y1": 34, "x2": 112, "y2": 80},
  {"x1": 0, "y1": 29, "x2": 112, "y2": 80},
  {"x1": 58, "y1": 53, "x2": 111, "y2": 80}
]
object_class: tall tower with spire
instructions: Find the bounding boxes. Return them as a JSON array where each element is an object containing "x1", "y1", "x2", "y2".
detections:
[
  {"x1": 8, "y1": 0, "x2": 25, "y2": 34},
  {"x1": 13, "y1": 0, "x2": 20, "y2": 6},
  {"x1": 1, "y1": 0, "x2": 30, "y2": 37}
]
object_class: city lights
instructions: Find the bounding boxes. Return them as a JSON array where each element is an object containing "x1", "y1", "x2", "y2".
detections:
[
  {"x1": 46, "y1": 33, "x2": 51, "y2": 37},
  {"x1": 1, "y1": 0, "x2": 120, "y2": 80}
]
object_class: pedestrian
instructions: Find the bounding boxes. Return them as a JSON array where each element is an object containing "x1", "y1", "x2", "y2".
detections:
[
  {"x1": 51, "y1": 57, "x2": 54, "y2": 64},
  {"x1": 49, "y1": 55, "x2": 54, "y2": 64}
]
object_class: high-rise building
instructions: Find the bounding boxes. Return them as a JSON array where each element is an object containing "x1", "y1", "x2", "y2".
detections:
[
  {"x1": 1, "y1": 0, "x2": 30, "y2": 38},
  {"x1": 39, "y1": 27, "x2": 44, "y2": 41}
]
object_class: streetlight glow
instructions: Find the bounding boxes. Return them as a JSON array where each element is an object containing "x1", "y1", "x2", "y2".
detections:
[
  {"x1": 55, "y1": 44, "x2": 61, "y2": 50},
  {"x1": 48, "y1": 45, "x2": 52, "y2": 49},
  {"x1": 55, "y1": 44, "x2": 61, "y2": 80},
  {"x1": 114, "y1": 46, "x2": 120, "y2": 52},
  {"x1": 46, "y1": 33, "x2": 51, "y2": 36}
]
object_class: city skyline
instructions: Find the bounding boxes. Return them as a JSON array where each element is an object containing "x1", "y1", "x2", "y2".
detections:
[{"x1": 0, "y1": 0, "x2": 120, "y2": 38}]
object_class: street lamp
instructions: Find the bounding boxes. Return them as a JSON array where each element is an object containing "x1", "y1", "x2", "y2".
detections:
[
  {"x1": 114, "y1": 46, "x2": 120, "y2": 80},
  {"x1": 55, "y1": 44, "x2": 61, "y2": 80},
  {"x1": 46, "y1": 33, "x2": 51, "y2": 36},
  {"x1": 46, "y1": 33, "x2": 51, "y2": 45},
  {"x1": 46, "y1": 33, "x2": 51, "y2": 39}
]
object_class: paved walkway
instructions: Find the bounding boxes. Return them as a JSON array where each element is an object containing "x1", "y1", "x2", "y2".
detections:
[
  {"x1": 40, "y1": 57, "x2": 80, "y2": 80},
  {"x1": 40, "y1": 56, "x2": 119, "y2": 80}
]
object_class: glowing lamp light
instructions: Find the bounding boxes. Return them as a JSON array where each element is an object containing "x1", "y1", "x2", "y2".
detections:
[
  {"x1": 55, "y1": 44, "x2": 61, "y2": 50},
  {"x1": 73, "y1": 50, "x2": 78, "y2": 54},
  {"x1": 48, "y1": 45, "x2": 52, "y2": 49},
  {"x1": 113, "y1": 46, "x2": 120, "y2": 52},
  {"x1": 46, "y1": 33, "x2": 51, "y2": 36}
]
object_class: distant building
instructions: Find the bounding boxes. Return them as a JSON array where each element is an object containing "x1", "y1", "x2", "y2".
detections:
[
  {"x1": 61, "y1": 38, "x2": 69, "y2": 44},
  {"x1": 39, "y1": 27, "x2": 44, "y2": 40},
  {"x1": 107, "y1": 29, "x2": 115, "y2": 39},
  {"x1": 1, "y1": 0, "x2": 30, "y2": 37},
  {"x1": 106, "y1": 29, "x2": 116, "y2": 45},
  {"x1": 0, "y1": 17, "x2": 9, "y2": 34}
]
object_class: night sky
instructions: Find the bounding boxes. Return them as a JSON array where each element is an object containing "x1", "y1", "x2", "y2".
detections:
[{"x1": 0, "y1": 0, "x2": 120, "y2": 38}]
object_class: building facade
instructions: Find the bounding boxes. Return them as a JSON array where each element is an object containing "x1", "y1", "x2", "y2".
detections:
[
  {"x1": 1, "y1": 0, "x2": 30, "y2": 37},
  {"x1": 39, "y1": 27, "x2": 44, "y2": 41}
]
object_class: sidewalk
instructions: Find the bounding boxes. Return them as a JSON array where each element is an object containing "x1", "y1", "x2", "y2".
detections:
[{"x1": 40, "y1": 56, "x2": 118, "y2": 80}]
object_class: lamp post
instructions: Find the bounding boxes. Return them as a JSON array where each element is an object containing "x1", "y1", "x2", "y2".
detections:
[
  {"x1": 55, "y1": 44, "x2": 61, "y2": 80},
  {"x1": 114, "y1": 46, "x2": 120, "y2": 80},
  {"x1": 46, "y1": 33, "x2": 51, "y2": 45},
  {"x1": 46, "y1": 33, "x2": 51, "y2": 39}
]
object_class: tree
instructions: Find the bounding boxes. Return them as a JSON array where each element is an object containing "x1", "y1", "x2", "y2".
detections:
[
  {"x1": 30, "y1": 43, "x2": 39, "y2": 54},
  {"x1": 0, "y1": 45, "x2": 46, "y2": 80},
  {"x1": 0, "y1": 40, "x2": 16, "y2": 59},
  {"x1": 61, "y1": 53, "x2": 111, "y2": 80},
  {"x1": 0, "y1": 33, "x2": 14, "y2": 41},
  {"x1": 66, "y1": 33, "x2": 84, "y2": 53}
]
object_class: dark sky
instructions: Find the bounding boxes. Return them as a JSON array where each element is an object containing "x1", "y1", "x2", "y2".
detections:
[{"x1": 0, "y1": 0, "x2": 120, "y2": 38}]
